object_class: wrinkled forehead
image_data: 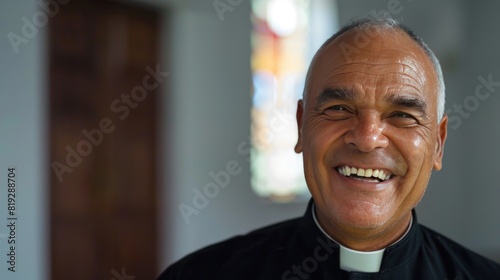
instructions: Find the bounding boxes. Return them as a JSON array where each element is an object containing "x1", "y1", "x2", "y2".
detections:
[{"x1": 306, "y1": 28, "x2": 438, "y2": 103}]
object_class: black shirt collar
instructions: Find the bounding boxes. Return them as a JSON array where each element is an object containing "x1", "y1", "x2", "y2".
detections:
[{"x1": 298, "y1": 198, "x2": 421, "y2": 273}]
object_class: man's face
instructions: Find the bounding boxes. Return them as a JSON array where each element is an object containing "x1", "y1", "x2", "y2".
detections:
[{"x1": 295, "y1": 28, "x2": 448, "y2": 243}]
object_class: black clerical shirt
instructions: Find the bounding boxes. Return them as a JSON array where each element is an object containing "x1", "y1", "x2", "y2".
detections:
[{"x1": 159, "y1": 199, "x2": 500, "y2": 279}]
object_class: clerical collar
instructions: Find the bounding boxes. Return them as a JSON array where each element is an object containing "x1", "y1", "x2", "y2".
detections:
[{"x1": 312, "y1": 203, "x2": 413, "y2": 273}]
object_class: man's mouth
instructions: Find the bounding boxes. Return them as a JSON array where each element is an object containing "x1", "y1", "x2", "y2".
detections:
[{"x1": 336, "y1": 165, "x2": 393, "y2": 183}]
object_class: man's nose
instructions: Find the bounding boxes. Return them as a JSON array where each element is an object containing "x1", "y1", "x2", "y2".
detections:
[{"x1": 344, "y1": 115, "x2": 388, "y2": 152}]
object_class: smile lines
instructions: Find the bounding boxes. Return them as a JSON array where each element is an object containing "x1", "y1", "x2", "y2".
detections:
[{"x1": 337, "y1": 166, "x2": 392, "y2": 181}]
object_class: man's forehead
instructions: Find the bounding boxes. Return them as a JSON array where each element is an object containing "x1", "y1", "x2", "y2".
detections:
[{"x1": 306, "y1": 27, "x2": 437, "y2": 102}]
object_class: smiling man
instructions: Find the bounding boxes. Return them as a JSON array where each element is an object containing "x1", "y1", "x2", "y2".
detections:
[
  {"x1": 159, "y1": 18, "x2": 500, "y2": 279},
  {"x1": 295, "y1": 18, "x2": 446, "y2": 255}
]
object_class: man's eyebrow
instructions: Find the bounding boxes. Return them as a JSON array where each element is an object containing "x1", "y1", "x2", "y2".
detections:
[
  {"x1": 315, "y1": 88, "x2": 356, "y2": 107},
  {"x1": 385, "y1": 94, "x2": 428, "y2": 115},
  {"x1": 314, "y1": 89, "x2": 428, "y2": 116}
]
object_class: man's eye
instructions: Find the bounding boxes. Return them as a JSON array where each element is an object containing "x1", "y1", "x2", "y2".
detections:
[
  {"x1": 393, "y1": 112, "x2": 415, "y2": 119},
  {"x1": 323, "y1": 105, "x2": 352, "y2": 120},
  {"x1": 390, "y1": 112, "x2": 420, "y2": 127},
  {"x1": 326, "y1": 105, "x2": 349, "y2": 112}
]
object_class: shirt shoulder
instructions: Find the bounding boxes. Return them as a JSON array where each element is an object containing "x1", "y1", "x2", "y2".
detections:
[
  {"x1": 158, "y1": 217, "x2": 302, "y2": 280},
  {"x1": 418, "y1": 224, "x2": 500, "y2": 277}
]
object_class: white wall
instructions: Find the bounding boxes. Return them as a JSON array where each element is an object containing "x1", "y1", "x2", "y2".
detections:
[
  {"x1": 0, "y1": 2, "x2": 48, "y2": 280},
  {"x1": 448, "y1": 0, "x2": 500, "y2": 262}
]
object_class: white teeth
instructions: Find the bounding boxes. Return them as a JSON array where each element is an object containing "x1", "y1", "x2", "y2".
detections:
[
  {"x1": 345, "y1": 167, "x2": 351, "y2": 176},
  {"x1": 378, "y1": 171, "x2": 385, "y2": 180},
  {"x1": 337, "y1": 166, "x2": 392, "y2": 181},
  {"x1": 364, "y1": 169, "x2": 373, "y2": 178}
]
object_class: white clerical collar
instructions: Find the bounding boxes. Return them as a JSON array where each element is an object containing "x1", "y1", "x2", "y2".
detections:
[{"x1": 312, "y1": 203, "x2": 413, "y2": 273}]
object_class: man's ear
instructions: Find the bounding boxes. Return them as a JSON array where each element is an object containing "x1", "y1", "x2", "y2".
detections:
[
  {"x1": 294, "y1": 99, "x2": 304, "y2": 154},
  {"x1": 433, "y1": 114, "x2": 448, "y2": 170}
]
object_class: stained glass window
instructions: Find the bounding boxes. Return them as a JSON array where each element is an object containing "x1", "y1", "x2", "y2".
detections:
[
  {"x1": 250, "y1": 0, "x2": 338, "y2": 202},
  {"x1": 250, "y1": 0, "x2": 311, "y2": 202}
]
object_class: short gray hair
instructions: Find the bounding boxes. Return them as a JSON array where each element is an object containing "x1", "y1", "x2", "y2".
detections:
[{"x1": 306, "y1": 17, "x2": 446, "y2": 122}]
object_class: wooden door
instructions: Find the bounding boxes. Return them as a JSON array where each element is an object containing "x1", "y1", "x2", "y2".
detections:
[{"x1": 48, "y1": 1, "x2": 161, "y2": 279}]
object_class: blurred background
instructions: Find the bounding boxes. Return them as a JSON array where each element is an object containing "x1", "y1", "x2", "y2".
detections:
[{"x1": 1, "y1": 0, "x2": 499, "y2": 279}]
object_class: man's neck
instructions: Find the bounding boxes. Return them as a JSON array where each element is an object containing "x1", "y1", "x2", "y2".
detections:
[
  {"x1": 312, "y1": 205, "x2": 413, "y2": 272},
  {"x1": 313, "y1": 206, "x2": 413, "y2": 252}
]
